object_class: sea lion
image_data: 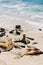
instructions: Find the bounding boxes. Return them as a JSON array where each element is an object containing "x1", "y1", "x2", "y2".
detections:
[
  {"x1": 20, "y1": 46, "x2": 43, "y2": 57},
  {"x1": 0, "y1": 39, "x2": 21, "y2": 52},
  {"x1": 0, "y1": 39, "x2": 13, "y2": 51}
]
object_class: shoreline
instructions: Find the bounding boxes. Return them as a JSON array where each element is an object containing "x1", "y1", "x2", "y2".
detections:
[
  {"x1": 0, "y1": 15, "x2": 43, "y2": 33},
  {"x1": 0, "y1": 14, "x2": 43, "y2": 26},
  {"x1": 25, "y1": 20, "x2": 43, "y2": 27}
]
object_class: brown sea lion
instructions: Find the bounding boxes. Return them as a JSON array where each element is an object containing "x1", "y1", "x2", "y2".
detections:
[
  {"x1": 20, "y1": 46, "x2": 43, "y2": 57},
  {"x1": 0, "y1": 39, "x2": 13, "y2": 51},
  {"x1": 0, "y1": 39, "x2": 21, "y2": 52}
]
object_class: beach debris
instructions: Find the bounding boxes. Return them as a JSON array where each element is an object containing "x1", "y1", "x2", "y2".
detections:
[
  {"x1": 9, "y1": 25, "x2": 23, "y2": 35},
  {"x1": 20, "y1": 45, "x2": 25, "y2": 48},
  {"x1": 21, "y1": 34, "x2": 30, "y2": 44},
  {"x1": 26, "y1": 37, "x2": 34, "y2": 40},
  {"x1": 15, "y1": 25, "x2": 21, "y2": 30},
  {"x1": 39, "y1": 28, "x2": 42, "y2": 31},
  {"x1": 0, "y1": 28, "x2": 5, "y2": 32},
  {"x1": 0, "y1": 28, "x2": 6, "y2": 37},
  {"x1": 19, "y1": 46, "x2": 43, "y2": 57},
  {"x1": 9, "y1": 30, "x2": 14, "y2": 34},
  {"x1": 14, "y1": 34, "x2": 30, "y2": 44},
  {"x1": 15, "y1": 25, "x2": 23, "y2": 35},
  {"x1": 0, "y1": 32, "x2": 5, "y2": 37}
]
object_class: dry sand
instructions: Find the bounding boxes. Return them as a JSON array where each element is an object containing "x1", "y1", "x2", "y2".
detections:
[{"x1": 0, "y1": 15, "x2": 43, "y2": 65}]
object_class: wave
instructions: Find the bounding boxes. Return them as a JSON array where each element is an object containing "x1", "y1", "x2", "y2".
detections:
[
  {"x1": 0, "y1": 0, "x2": 43, "y2": 4},
  {"x1": 0, "y1": 0, "x2": 43, "y2": 24}
]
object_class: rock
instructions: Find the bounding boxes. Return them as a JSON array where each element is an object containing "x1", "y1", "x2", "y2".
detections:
[
  {"x1": 16, "y1": 30, "x2": 21, "y2": 35},
  {"x1": 20, "y1": 34, "x2": 30, "y2": 44},
  {"x1": 0, "y1": 28, "x2": 5, "y2": 32},
  {"x1": 32, "y1": 42, "x2": 38, "y2": 44},
  {"x1": 39, "y1": 28, "x2": 42, "y2": 31},
  {"x1": 20, "y1": 45, "x2": 25, "y2": 48},
  {"x1": 15, "y1": 25, "x2": 21, "y2": 29},
  {"x1": 0, "y1": 28, "x2": 6, "y2": 37},
  {"x1": 0, "y1": 32, "x2": 5, "y2": 37},
  {"x1": 9, "y1": 30, "x2": 14, "y2": 34},
  {"x1": 9, "y1": 25, "x2": 23, "y2": 35},
  {"x1": 15, "y1": 25, "x2": 21, "y2": 35},
  {"x1": 26, "y1": 37, "x2": 34, "y2": 40},
  {"x1": 14, "y1": 34, "x2": 30, "y2": 45}
]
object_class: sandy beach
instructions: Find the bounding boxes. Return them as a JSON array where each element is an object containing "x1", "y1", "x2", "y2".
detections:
[{"x1": 0, "y1": 15, "x2": 43, "y2": 65}]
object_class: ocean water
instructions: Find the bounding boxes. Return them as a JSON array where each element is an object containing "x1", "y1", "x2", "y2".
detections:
[{"x1": 0, "y1": 0, "x2": 43, "y2": 23}]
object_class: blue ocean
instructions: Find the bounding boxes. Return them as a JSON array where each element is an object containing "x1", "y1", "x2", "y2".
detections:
[{"x1": 0, "y1": 0, "x2": 43, "y2": 23}]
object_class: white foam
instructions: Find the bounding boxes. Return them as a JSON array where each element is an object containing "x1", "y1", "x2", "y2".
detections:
[
  {"x1": 0, "y1": 2, "x2": 43, "y2": 23},
  {"x1": 25, "y1": 20, "x2": 43, "y2": 27}
]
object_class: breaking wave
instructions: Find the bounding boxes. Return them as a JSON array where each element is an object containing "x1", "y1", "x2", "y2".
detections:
[{"x1": 0, "y1": 0, "x2": 43, "y2": 23}]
